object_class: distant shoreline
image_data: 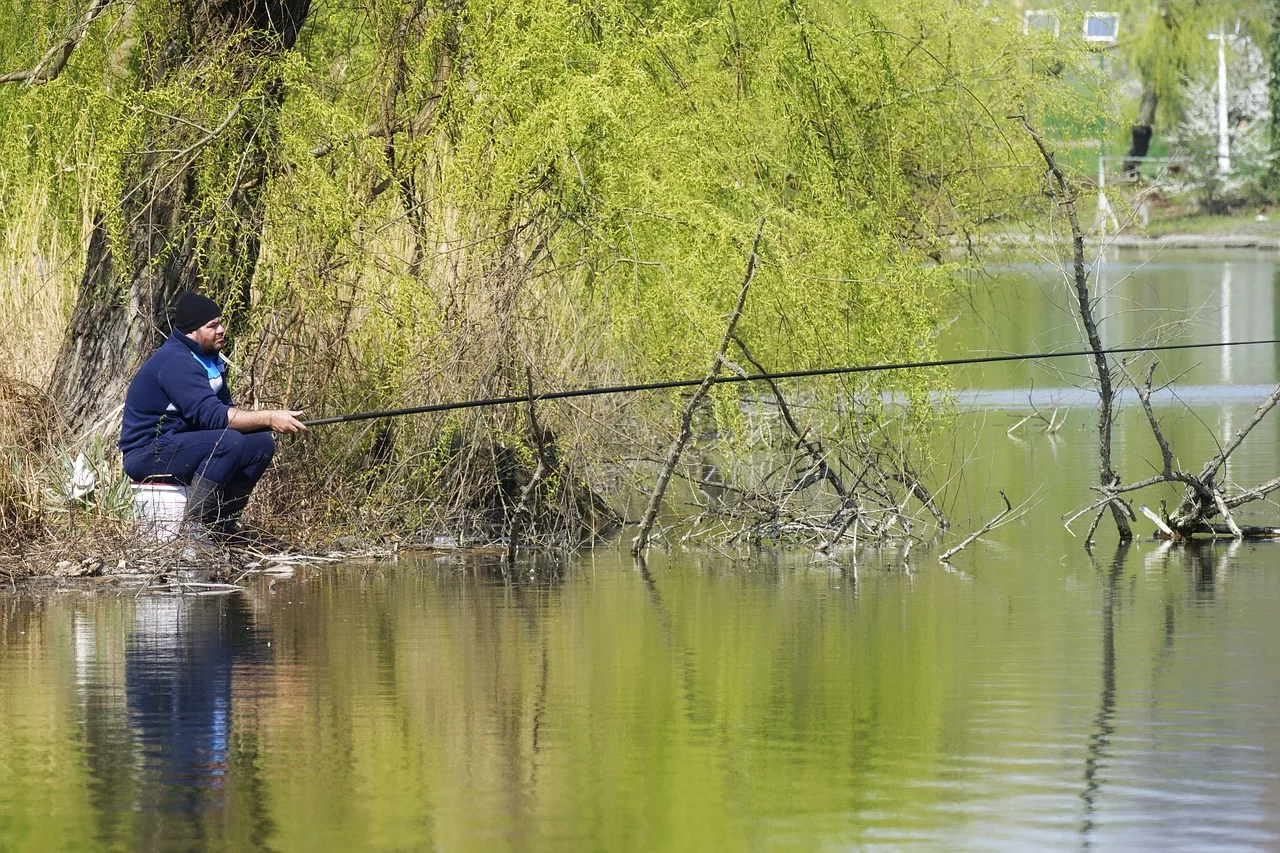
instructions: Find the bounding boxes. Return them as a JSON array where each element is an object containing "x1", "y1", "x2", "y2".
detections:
[
  {"x1": 1091, "y1": 234, "x2": 1280, "y2": 250},
  {"x1": 987, "y1": 231, "x2": 1280, "y2": 252}
]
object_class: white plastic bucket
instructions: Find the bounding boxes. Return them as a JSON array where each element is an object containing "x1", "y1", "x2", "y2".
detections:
[{"x1": 130, "y1": 482, "x2": 188, "y2": 541}]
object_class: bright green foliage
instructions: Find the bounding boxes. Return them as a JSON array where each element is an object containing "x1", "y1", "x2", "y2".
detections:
[
  {"x1": 269, "y1": 0, "x2": 1096, "y2": 399},
  {"x1": 0, "y1": 0, "x2": 1104, "y2": 533}
]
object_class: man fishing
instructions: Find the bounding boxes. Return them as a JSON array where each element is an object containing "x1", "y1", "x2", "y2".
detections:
[{"x1": 119, "y1": 292, "x2": 306, "y2": 545}]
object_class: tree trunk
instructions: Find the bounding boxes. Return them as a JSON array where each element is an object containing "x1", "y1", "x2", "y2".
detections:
[
  {"x1": 1122, "y1": 83, "x2": 1158, "y2": 181},
  {"x1": 47, "y1": 0, "x2": 311, "y2": 435}
]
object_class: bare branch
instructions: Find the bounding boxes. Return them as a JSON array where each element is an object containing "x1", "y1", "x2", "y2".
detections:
[
  {"x1": 1124, "y1": 361, "x2": 1175, "y2": 476},
  {"x1": 939, "y1": 490, "x2": 1012, "y2": 562},
  {"x1": 818, "y1": 503, "x2": 863, "y2": 551},
  {"x1": 898, "y1": 472, "x2": 948, "y2": 529},
  {"x1": 1012, "y1": 110, "x2": 1131, "y2": 542},
  {"x1": 1084, "y1": 504, "x2": 1108, "y2": 546},
  {"x1": 1212, "y1": 491, "x2": 1243, "y2": 539},
  {"x1": 1193, "y1": 383, "x2": 1280, "y2": 490},
  {"x1": 1224, "y1": 475, "x2": 1280, "y2": 509},
  {"x1": 1139, "y1": 504, "x2": 1174, "y2": 537},
  {"x1": 632, "y1": 218, "x2": 765, "y2": 556}
]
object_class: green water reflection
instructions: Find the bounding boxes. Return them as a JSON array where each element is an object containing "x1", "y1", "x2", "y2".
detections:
[
  {"x1": 4, "y1": 533, "x2": 1280, "y2": 851},
  {"x1": 946, "y1": 248, "x2": 1280, "y2": 392},
  {"x1": 3, "y1": 250, "x2": 1280, "y2": 851}
]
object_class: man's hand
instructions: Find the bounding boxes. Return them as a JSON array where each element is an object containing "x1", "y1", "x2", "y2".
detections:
[
  {"x1": 227, "y1": 407, "x2": 308, "y2": 434},
  {"x1": 268, "y1": 410, "x2": 307, "y2": 434}
]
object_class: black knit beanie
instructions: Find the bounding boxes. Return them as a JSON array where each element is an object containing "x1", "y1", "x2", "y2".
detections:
[{"x1": 172, "y1": 293, "x2": 222, "y2": 334}]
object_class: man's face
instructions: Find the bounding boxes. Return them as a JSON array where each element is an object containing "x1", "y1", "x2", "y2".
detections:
[{"x1": 188, "y1": 316, "x2": 226, "y2": 355}]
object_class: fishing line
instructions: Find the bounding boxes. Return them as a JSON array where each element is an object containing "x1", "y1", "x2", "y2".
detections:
[{"x1": 299, "y1": 338, "x2": 1280, "y2": 427}]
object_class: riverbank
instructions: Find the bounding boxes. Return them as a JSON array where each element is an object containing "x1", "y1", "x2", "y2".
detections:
[
  {"x1": 977, "y1": 208, "x2": 1280, "y2": 254},
  {"x1": 1095, "y1": 233, "x2": 1280, "y2": 250},
  {"x1": 1094, "y1": 196, "x2": 1280, "y2": 249}
]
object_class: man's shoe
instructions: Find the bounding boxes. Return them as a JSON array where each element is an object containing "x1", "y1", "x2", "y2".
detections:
[{"x1": 179, "y1": 525, "x2": 229, "y2": 564}]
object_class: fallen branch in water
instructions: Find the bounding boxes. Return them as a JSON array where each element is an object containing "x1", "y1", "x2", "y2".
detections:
[
  {"x1": 939, "y1": 489, "x2": 1013, "y2": 563},
  {"x1": 142, "y1": 581, "x2": 245, "y2": 596},
  {"x1": 1139, "y1": 505, "x2": 1174, "y2": 537},
  {"x1": 1006, "y1": 390, "x2": 1065, "y2": 437}
]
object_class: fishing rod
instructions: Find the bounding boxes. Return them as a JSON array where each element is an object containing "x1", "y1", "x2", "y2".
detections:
[{"x1": 299, "y1": 337, "x2": 1280, "y2": 427}]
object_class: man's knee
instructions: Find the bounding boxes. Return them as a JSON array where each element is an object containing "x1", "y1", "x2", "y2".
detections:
[
  {"x1": 232, "y1": 432, "x2": 276, "y2": 483},
  {"x1": 191, "y1": 430, "x2": 247, "y2": 484},
  {"x1": 207, "y1": 429, "x2": 247, "y2": 463},
  {"x1": 242, "y1": 432, "x2": 276, "y2": 465}
]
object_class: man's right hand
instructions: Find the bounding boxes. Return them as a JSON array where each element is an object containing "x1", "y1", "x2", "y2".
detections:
[
  {"x1": 227, "y1": 407, "x2": 308, "y2": 434},
  {"x1": 268, "y1": 410, "x2": 307, "y2": 434}
]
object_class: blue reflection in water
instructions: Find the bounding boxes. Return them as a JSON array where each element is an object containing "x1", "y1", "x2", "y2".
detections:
[{"x1": 122, "y1": 595, "x2": 266, "y2": 838}]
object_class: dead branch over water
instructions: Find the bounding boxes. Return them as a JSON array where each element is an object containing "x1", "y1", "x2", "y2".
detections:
[
  {"x1": 939, "y1": 490, "x2": 1013, "y2": 563},
  {"x1": 1014, "y1": 112, "x2": 1133, "y2": 545},
  {"x1": 1015, "y1": 113, "x2": 1280, "y2": 544},
  {"x1": 632, "y1": 219, "x2": 765, "y2": 556}
]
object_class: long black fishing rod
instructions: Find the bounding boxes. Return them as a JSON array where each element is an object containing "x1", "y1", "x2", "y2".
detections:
[{"x1": 299, "y1": 337, "x2": 1280, "y2": 427}]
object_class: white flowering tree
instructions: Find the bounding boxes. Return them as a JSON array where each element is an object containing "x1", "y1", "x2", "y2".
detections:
[{"x1": 1170, "y1": 32, "x2": 1273, "y2": 209}]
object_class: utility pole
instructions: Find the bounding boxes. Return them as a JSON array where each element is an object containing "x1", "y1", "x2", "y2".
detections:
[{"x1": 1209, "y1": 23, "x2": 1231, "y2": 175}]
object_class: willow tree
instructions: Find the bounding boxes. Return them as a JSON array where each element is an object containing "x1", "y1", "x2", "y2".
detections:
[
  {"x1": 2, "y1": 0, "x2": 1099, "y2": 536},
  {"x1": 260, "y1": 0, "x2": 1098, "y2": 536},
  {"x1": 0, "y1": 1, "x2": 311, "y2": 433},
  {"x1": 1110, "y1": 0, "x2": 1270, "y2": 178}
]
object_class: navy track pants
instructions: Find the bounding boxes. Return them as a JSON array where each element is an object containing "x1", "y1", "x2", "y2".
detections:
[{"x1": 123, "y1": 429, "x2": 276, "y2": 489}]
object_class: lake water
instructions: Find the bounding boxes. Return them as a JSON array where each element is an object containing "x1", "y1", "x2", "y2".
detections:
[{"x1": 4, "y1": 249, "x2": 1280, "y2": 851}]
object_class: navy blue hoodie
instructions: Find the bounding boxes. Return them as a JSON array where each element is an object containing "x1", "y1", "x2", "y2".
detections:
[{"x1": 119, "y1": 330, "x2": 232, "y2": 457}]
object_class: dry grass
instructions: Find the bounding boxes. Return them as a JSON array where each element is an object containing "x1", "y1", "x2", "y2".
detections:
[
  {"x1": 0, "y1": 372, "x2": 57, "y2": 543},
  {"x1": 1, "y1": 185, "x2": 81, "y2": 386},
  {"x1": 0, "y1": 367, "x2": 143, "y2": 567}
]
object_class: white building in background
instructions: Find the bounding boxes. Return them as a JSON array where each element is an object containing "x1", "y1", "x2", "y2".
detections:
[
  {"x1": 1022, "y1": 7, "x2": 1120, "y2": 43},
  {"x1": 1024, "y1": 9, "x2": 1060, "y2": 37},
  {"x1": 1083, "y1": 12, "x2": 1119, "y2": 45}
]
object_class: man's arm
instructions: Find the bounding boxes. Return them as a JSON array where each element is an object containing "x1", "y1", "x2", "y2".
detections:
[{"x1": 226, "y1": 408, "x2": 308, "y2": 434}]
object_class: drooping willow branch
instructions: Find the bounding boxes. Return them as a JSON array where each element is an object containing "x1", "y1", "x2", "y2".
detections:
[{"x1": 0, "y1": 0, "x2": 114, "y2": 87}]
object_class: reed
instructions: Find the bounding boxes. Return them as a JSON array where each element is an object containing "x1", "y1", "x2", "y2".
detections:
[
  {"x1": 0, "y1": 370, "x2": 53, "y2": 542},
  {"x1": 1, "y1": 183, "x2": 82, "y2": 386}
]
